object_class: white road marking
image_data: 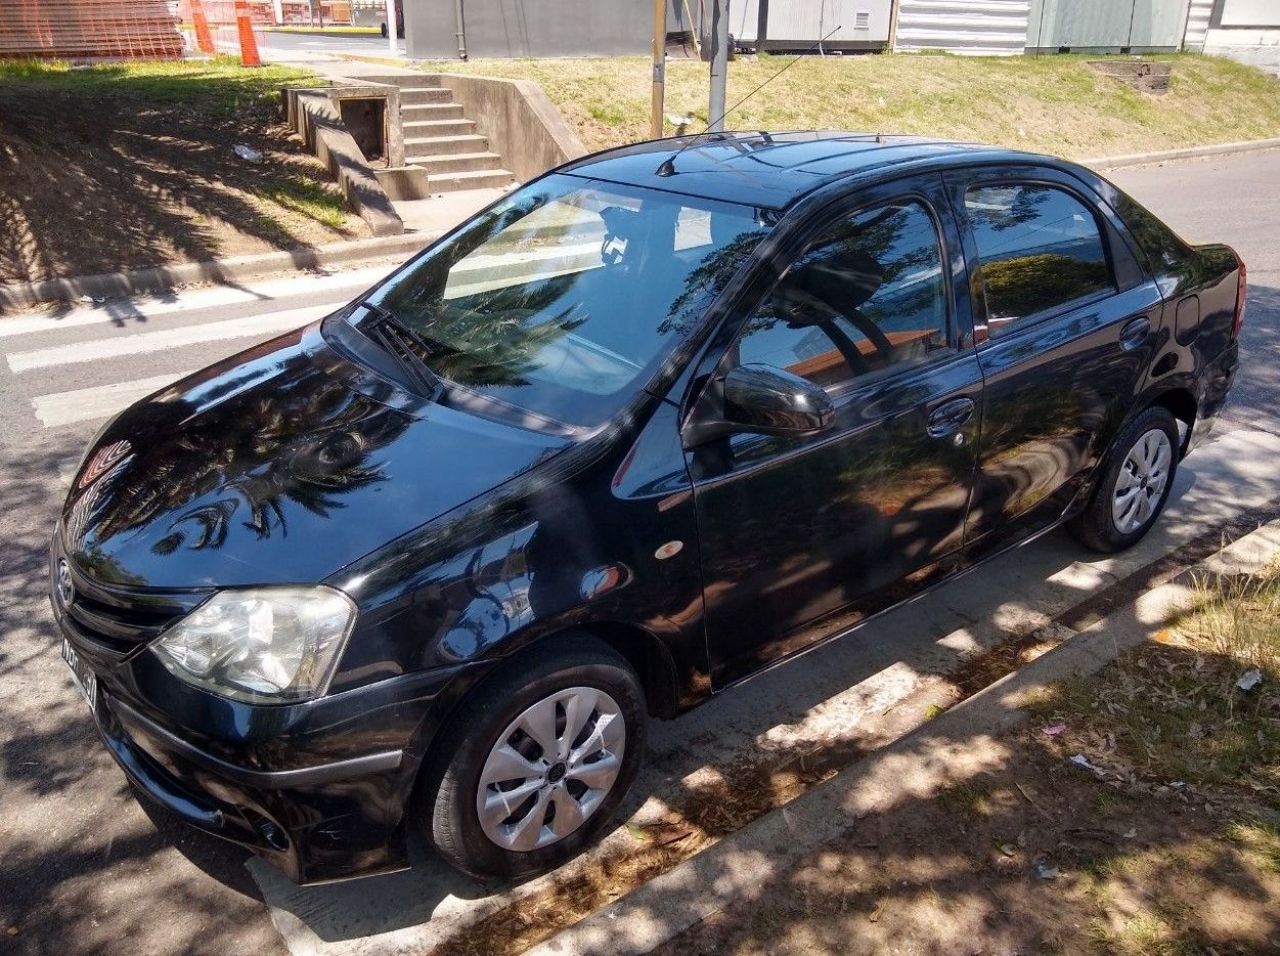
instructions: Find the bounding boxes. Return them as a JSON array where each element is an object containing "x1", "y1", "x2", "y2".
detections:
[
  {"x1": 32, "y1": 371, "x2": 196, "y2": 429},
  {"x1": 0, "y1": 266, "x2": 391, "y2": 339},
  {"x1": 6, "y1": 307, "x2": 324, "y2": 373}
]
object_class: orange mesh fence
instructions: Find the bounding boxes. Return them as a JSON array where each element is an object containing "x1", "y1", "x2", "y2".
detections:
[
  {"x1": 177, "y1": 0, "x2": 268, "y2": 63},
  {"x1": 0, "y1": 0, "x2": 363, "y2": 63},
  {"x1": 0, "y1": 0, "x2": 185, "y2": 59}
]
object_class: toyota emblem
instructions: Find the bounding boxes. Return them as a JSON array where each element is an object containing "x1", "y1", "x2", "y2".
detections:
[{"x1": 56, "y1": 559, "x2": 75, "y2": 608}]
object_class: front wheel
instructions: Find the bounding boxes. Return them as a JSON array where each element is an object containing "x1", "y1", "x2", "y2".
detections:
[
  {"x1": 419, "y1": 636, "x2": 646, "y2": 880},
  {"x1": 1069, "y1": 405, "x2": 1180, "y2": 553}
]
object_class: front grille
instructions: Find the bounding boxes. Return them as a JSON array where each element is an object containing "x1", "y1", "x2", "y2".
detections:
[{"x1": 50, "y1": 535, "x2": 210, "y2": 663}]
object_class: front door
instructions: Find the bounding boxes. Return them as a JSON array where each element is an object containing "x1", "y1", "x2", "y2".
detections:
[{"x1": 686, "y1": 178, "x2": 984, "y2": 688}]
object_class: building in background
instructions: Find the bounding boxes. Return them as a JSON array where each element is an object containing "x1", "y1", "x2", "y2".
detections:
[
  {"x1": 893, "y1": 0, "x2": 1030, "y2": 55},
  {"x1": 699, "y1": 1, "x2": 894, "y2": 54},
  {"x1": 401, "y1": 0, "x2": 1277, "y2": 67},
  {"x1": 1187, "y1": 0, "x2": 1280, "y2": 73},
  {"x1": 405, "y1": 0, "x2": 689, "y2": 58}
]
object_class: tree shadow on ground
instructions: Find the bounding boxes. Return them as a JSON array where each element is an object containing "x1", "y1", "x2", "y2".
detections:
[
  {"x1": 0, "y1": 64, "x2": 361, "y2": 291},
  {"x1": 0, "y1": 437, "x2": 287, "y2": 956},
  {"x1": 652, "y1": 627, "x2": 1280, "y2": 955}
]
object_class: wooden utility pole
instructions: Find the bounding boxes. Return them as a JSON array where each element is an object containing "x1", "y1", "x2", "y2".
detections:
[{"x1": 650, "y1": 0, "x2": 666, "y2": 138}]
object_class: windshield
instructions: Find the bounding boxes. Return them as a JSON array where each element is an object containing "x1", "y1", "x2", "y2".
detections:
[{"x1": 353, "y1": 174, "x2": 772, "y2": 427}]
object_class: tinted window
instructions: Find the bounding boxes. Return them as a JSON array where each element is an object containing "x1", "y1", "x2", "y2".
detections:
[
  {"x1": 735, "y1": 200, "x2": 950, "y2": 391},
  {"x1": 360, "y1": 175, "x2": 770, "y2": 427},
  {"x1": 965, "y1": 184, "x2": 1114, "y2": 335}
]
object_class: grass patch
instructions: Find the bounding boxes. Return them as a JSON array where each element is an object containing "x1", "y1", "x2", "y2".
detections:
[
  {"x1": 1226, "y1": 818, "x2": 1280, "y2": 873},
  {"x1": 0, "y1": 56, "x2": 322, "y2": 117},
  {"x1": 255, "y1": 174, "x2": 349, "y2": 229},
  {"x1": 937, "y1": 782, "x2": 991, "y2": 820},
  {"x1": 411, "y1": 52, "x2": 1280, "y2": 158},
  {"x1": 1032, "y1": 566, "x2": 1280, "y2": 799}
]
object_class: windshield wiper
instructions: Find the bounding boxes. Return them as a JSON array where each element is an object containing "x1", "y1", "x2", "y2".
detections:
[{"x1": 355, "y1": 300, "x2": 443, "y2": 398}]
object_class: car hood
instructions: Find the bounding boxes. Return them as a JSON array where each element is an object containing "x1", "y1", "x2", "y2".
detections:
[{"x1": 60, "y1": 325, "x2": 571, "y2": 589}]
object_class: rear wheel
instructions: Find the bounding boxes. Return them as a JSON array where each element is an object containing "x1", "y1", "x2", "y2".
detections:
[
  {"x1": 420, "y1": 636, "x2": 646, "y2": 880},
  {"x1": 1069, "y1": 406, "x2": 1179, "y2": 553}
]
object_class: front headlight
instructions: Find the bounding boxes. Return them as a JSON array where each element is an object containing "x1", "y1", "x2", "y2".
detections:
[{"x1": 151, "y1": 587, "x2": 357, "y2": 704}]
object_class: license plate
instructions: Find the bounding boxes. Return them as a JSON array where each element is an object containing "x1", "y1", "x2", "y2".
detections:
[{"x1": 61, "y1": 638, "x2": 98, "y2": 714}]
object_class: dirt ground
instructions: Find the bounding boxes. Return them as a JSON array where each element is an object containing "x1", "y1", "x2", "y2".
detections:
[
  {"x1": 654, "y1": 577, "x2": 1280, "y2": 956},
  {"x1": 0, "y1": 59, "x2": 369, "y2": 285}
]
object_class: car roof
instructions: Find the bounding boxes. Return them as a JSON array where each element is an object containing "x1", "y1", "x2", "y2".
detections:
[{"x1": 558, "y1": 132, "x2": 1064, "y2": 210}]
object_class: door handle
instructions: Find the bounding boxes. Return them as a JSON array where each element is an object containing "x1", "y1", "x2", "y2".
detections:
[
  {"x1": 927, "y1": 397, "x2": 976, "y2": 438},
  {"x1": 1120, "y1": 316, "x2": 1151, "y2": 351}
]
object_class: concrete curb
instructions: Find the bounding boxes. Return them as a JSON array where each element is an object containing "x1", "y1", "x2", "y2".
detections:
[
  {"x1": 1082, "y1": 136, "x2": 1280, "y2": 170},
  {"x1": 525, "y1": 518, "x2": 1280, "y2": 956},
  {"x1": 0, "y1": 230, "x2": 438, "y2": 312}
]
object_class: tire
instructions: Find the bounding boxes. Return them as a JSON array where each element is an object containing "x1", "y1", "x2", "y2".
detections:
[
  {"x1": 379, "y1": 22, "x2": 388, "y2": 37},
  {"x1": 1069, "y1": 405, "x2": 1180, "y2": 554},
  {"x1": 419, "y1": 635, "x2": 646, "y2": 880}
]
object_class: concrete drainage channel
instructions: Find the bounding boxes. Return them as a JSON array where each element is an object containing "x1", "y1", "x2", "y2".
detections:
[{"x1": 249, "y1": 425, "x2": 1280, "y2": 956}]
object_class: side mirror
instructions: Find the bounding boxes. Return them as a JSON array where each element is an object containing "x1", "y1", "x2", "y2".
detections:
[{"x1": 723, "y1": 363, "x2": 835, "y2": 436}]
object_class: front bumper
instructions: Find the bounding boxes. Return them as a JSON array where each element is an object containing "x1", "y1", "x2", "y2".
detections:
[
  {"x1": 87, "y1": 683, "x2": 411, "y2": 884},
  {"x1": 49, "y1": 547, "x2": 478, "y2": 884}
]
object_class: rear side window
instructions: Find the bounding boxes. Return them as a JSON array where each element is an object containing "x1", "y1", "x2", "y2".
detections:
[
  {"x1": 735, "y1": 199, "x2": 950, "y2": 391},
  {"x1": 965, "y1": 184, "x2": 1115, "y2": 336}
]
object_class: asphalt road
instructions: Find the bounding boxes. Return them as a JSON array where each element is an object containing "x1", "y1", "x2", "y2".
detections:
[
  {"x1": 1108, "y1": 150, "x2": 1280, "y2": 436},
  {"x1": 258, "y1": 29, "x2": 405, "y2": 58},
  {"x1": 0, "y1": 149, "x2": 1277, "y2": 956}
]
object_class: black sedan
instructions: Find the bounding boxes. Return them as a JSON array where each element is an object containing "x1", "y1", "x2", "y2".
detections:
[{"x1": 51, "y1": 133, "x2": 1244, "y2": 883}]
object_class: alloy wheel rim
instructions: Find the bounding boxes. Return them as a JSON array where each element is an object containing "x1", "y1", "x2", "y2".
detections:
[
  {"x1": 1112, "y1": 428, "x2": 1172, "y2": 535},
  {"x1": 475, "y1": 686, "x2": 625, "y2": 852}
]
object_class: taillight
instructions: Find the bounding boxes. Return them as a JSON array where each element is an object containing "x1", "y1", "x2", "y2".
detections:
[{"x1": 1233, "y1": 254, "x2": 1248, "y2": 339}]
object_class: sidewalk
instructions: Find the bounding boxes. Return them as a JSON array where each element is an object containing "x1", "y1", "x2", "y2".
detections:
[{"x1": 528, "y1": 521, "x2": 1280, "y2": 956}]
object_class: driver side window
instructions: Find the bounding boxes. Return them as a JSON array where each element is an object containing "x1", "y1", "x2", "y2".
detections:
[{"x1": 735, "y1": 199, "x2": 951, "y2": 392}]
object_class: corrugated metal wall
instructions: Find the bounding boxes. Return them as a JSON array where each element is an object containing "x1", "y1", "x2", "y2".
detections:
[
  {"x1": 894, "y1": 0, "x2": 1031, "y2": 56},
  {"x1": 1183, "y1": 0, "x2": 1213, "y2": 50},
  {"x1": 731, "y1": 0, "x2": 893, "y2": 48},
  {"x1": 1027, "y1": 0, "x2": 1190, "y2": 52}
]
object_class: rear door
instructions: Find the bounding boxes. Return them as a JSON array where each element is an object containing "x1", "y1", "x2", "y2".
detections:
[
  {"x1": 947, "y1": 165, "x2": 1162, "y2": 547},
  {"x1": 685, "y1": 174, "x2": 985, "y2": 689}
]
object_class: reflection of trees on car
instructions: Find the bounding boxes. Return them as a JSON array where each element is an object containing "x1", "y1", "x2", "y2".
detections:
[
  {"x1": 86, "y1": 367, "x2": 412, "y2": 552},
  {"x1": 660, "y1": 231, "x2": 764, "y2": 338},
  {"x1": 981, "y1": 253, "x2": 1111, "y2": 323},
  {"x1": 384, "y1": 274, "x2": 588, "y2": 390}
]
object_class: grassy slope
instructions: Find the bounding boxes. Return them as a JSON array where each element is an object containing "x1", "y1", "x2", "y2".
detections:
[
  {"x1": 0, "y1": 57, "x2": 362, "y2": 284},
  {"x1": 414, "y1": 52, "x2": 1280, "y2": 158}
]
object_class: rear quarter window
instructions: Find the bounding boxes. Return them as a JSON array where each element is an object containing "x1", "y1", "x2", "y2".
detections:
[{"x1": 965, "y1": 184, "x2": 1115, "y2": 336}]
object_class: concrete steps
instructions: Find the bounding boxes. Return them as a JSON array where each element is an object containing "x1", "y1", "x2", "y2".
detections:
[
  {"x1": 400, "y1": 87, "x2": 453, "y2": 105},
  {"x1": 410, "y1": 151, "x2": 505, "y2": 175},
  {"x1": 425, "y1": 168, "x2": 519, "y2": 192},
  {"x1": 391, "y1": 80, "x2": 516, "y2": 195},
  {"x1": 400, "y1": 102, "x2": 465, "y2": 122}
]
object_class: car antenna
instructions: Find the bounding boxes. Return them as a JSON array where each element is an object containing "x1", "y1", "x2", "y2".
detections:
[{"x1": 656, "y1": 25, "x2": 841, "y2": 177}]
